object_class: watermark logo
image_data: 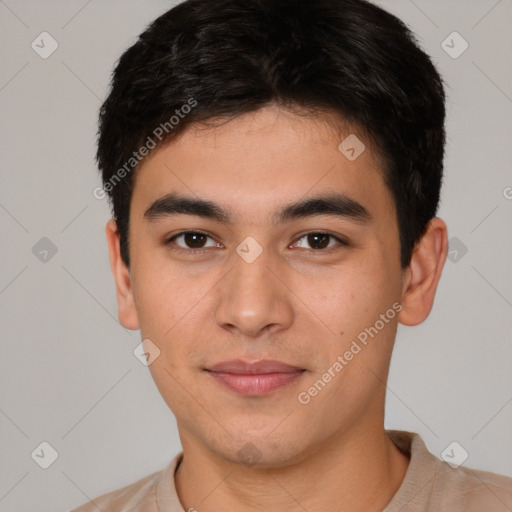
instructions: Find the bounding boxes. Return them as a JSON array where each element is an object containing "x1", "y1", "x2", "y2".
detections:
[
  {"x1": 31, "y1": 32, "x2": 58, "y2": 59},
  {"x1": 441, "y1": 31, "x2": 468, "y2": 59},
  {"x1": 31, "y1": 441, "x2": 59, "y2": 469},
  {"x1": 339, "y1": 134, "x2": 365, "y2": 161},
  {"x1": 32, "y1": 237, "x2": 58, "y2": 263},
  {"x1": 441, "y1": 441, "x2": 469, "y2": 469},
  {"x1": 237, "y1": 442, "x2": 263, "y2": 465},
  {"x1": 236, "y1": 236, "x2": 263, "y2": 264},
  {"x1": 133, "y1": 338, "x2": 161, "y2": 366},
  {"x1": 447, "y1": 236, "x2": 468, "y2": 263}
]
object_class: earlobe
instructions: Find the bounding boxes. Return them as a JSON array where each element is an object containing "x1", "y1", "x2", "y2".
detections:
[
  {"x1": 105, "y1": 219, "x2": 140, "y2": 330},
  {"x1": 398, "y1": 217, "x2": 448, "y2": 326}
]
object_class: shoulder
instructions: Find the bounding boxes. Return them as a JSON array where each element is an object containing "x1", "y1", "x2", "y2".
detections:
[
  {"x1": 69, "y1": 468, "x2": 162, "y2": 512},
  {"x1": 433, "y1": 459, "x2": 512, "y2": 511},
  {"x1": 385, "y1": 430, "x2": 512, "y2": 512}
]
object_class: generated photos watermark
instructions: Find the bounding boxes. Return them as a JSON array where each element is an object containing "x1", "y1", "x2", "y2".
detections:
[
  {"x1": 93, "y1": 97, "x2": 197, "y2": 200},
  {"x1": 298, "y1": 301, "x2": 403, "y2": 405}
]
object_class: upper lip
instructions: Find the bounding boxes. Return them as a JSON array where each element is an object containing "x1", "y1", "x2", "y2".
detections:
[{"x1": 205, "y1": 359, "x2": 305, "y2": 374}]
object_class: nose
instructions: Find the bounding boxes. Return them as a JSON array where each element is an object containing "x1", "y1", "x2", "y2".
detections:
[{"x1": 214, "y1": 245, "x2": 294, "y2": 338}]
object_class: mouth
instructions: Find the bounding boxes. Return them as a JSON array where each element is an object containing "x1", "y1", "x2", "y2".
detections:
[{"x1": 203, "y1": 359, "x2": 307, "y2": 396}]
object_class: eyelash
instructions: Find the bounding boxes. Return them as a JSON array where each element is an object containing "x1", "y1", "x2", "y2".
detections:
[{"x1": 164, "y1": 230, "x2": 349, "y2": 255}]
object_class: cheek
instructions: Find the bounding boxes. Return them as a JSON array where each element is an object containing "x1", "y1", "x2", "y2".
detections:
[
  {"x1": 305, "y1": 253, "x2": 400, "y2": 379},
  {"x1": 131, "y1": 257, "x2": 199, "y2": 336},
  {"x1": 131, "y1": 262, "x2": 210, "y2": 371},
  {"x1": 306, "y1": 262, "x2": 389, "y2": 332},
  {"x1": 147, "y1": 360, "x2": 198, "y2": 428}
]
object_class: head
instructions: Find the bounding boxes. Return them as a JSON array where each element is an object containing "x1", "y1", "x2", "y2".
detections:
[{"x1": 101, "y1": 0, "x2": 448, "y2": 466}]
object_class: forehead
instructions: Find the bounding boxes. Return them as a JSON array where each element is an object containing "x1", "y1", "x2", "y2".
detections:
[{"x1": 131, "y1": 106, "x2": 395, "y2": 225}]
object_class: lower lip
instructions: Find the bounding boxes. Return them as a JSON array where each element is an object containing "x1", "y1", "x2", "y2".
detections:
[{"x1": 206, "y1": 370, "x2": 305, "y2": 396}]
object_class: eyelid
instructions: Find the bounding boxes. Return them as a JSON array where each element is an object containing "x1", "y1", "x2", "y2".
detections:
[
  {"x1": 291, "y1": 231, "x2": 349, "y2": 251},
  {"x1": 166, "y1": 230, "x2": 221, "y2": 252},
  {"x1": 165, "y1": 230, "x2": 349, "y2": 253}
]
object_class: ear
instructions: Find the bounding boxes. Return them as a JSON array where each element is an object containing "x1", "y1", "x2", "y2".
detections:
[
  {"x1": 105, "y1": 219, "x2": 140, "y2": 330},
  {"x1": 398, "y1": 217, "x2": 448, "y2": 326}
]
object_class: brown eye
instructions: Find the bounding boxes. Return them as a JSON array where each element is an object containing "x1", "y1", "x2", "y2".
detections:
[
  {"x1": 293, "y1": 232, "x2": 348, "y2": 251},
  {"x1": 182, "y1": 232, "x2": 208, "y2": 248},
  {"x1": 167, "y1": 231, "x2": 218, "y2": 251},
  {"x1": 307, "y1": 233, "x2": 330, "y2": 249}
]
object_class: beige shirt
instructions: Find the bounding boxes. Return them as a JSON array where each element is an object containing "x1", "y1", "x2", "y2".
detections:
[{"x1": 71, "y1": 430, "x2": 512, "y2": 511}]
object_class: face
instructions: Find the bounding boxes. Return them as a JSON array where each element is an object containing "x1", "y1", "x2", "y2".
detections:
[{"x1": 115, "y1": 105, "x2": 408, "y2": 466}]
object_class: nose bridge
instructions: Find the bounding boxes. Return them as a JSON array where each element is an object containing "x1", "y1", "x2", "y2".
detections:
[{"x1": 214, "y1": 240, "x2": 293, "y2": 336}]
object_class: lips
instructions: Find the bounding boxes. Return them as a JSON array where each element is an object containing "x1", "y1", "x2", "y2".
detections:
[
  {"x1": 204, "y1": 359, "x2": 306, "y2": 396},
  {"x1": 207, "y1": 359, "x2": 304, "y2": 374}
]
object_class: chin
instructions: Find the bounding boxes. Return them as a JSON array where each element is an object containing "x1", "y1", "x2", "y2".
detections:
[{"x1": 205, "y1": 430, "x2": 311, "y2": 469}]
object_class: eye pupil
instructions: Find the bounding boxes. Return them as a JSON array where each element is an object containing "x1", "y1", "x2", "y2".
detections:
[
  {"x1": 185, "y1": 232, "x2": 207, "y2": 248},
  {"x1": 308, "y1": 233, "x2": 329, "y2": 249}
]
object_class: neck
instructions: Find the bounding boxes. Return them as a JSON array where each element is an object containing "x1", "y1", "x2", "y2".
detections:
[{"x1": 174, "y1": 423, "x2": 410, "y2": 512}]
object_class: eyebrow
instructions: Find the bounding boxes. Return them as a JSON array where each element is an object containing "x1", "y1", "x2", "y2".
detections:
[{"x1": 143, "y1": 192, "x2": 372, "y2": 225}]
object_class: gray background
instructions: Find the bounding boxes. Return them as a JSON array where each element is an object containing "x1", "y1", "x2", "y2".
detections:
[{"x1": 0, "y1": 1, "x2": 510, "y2": 510}]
